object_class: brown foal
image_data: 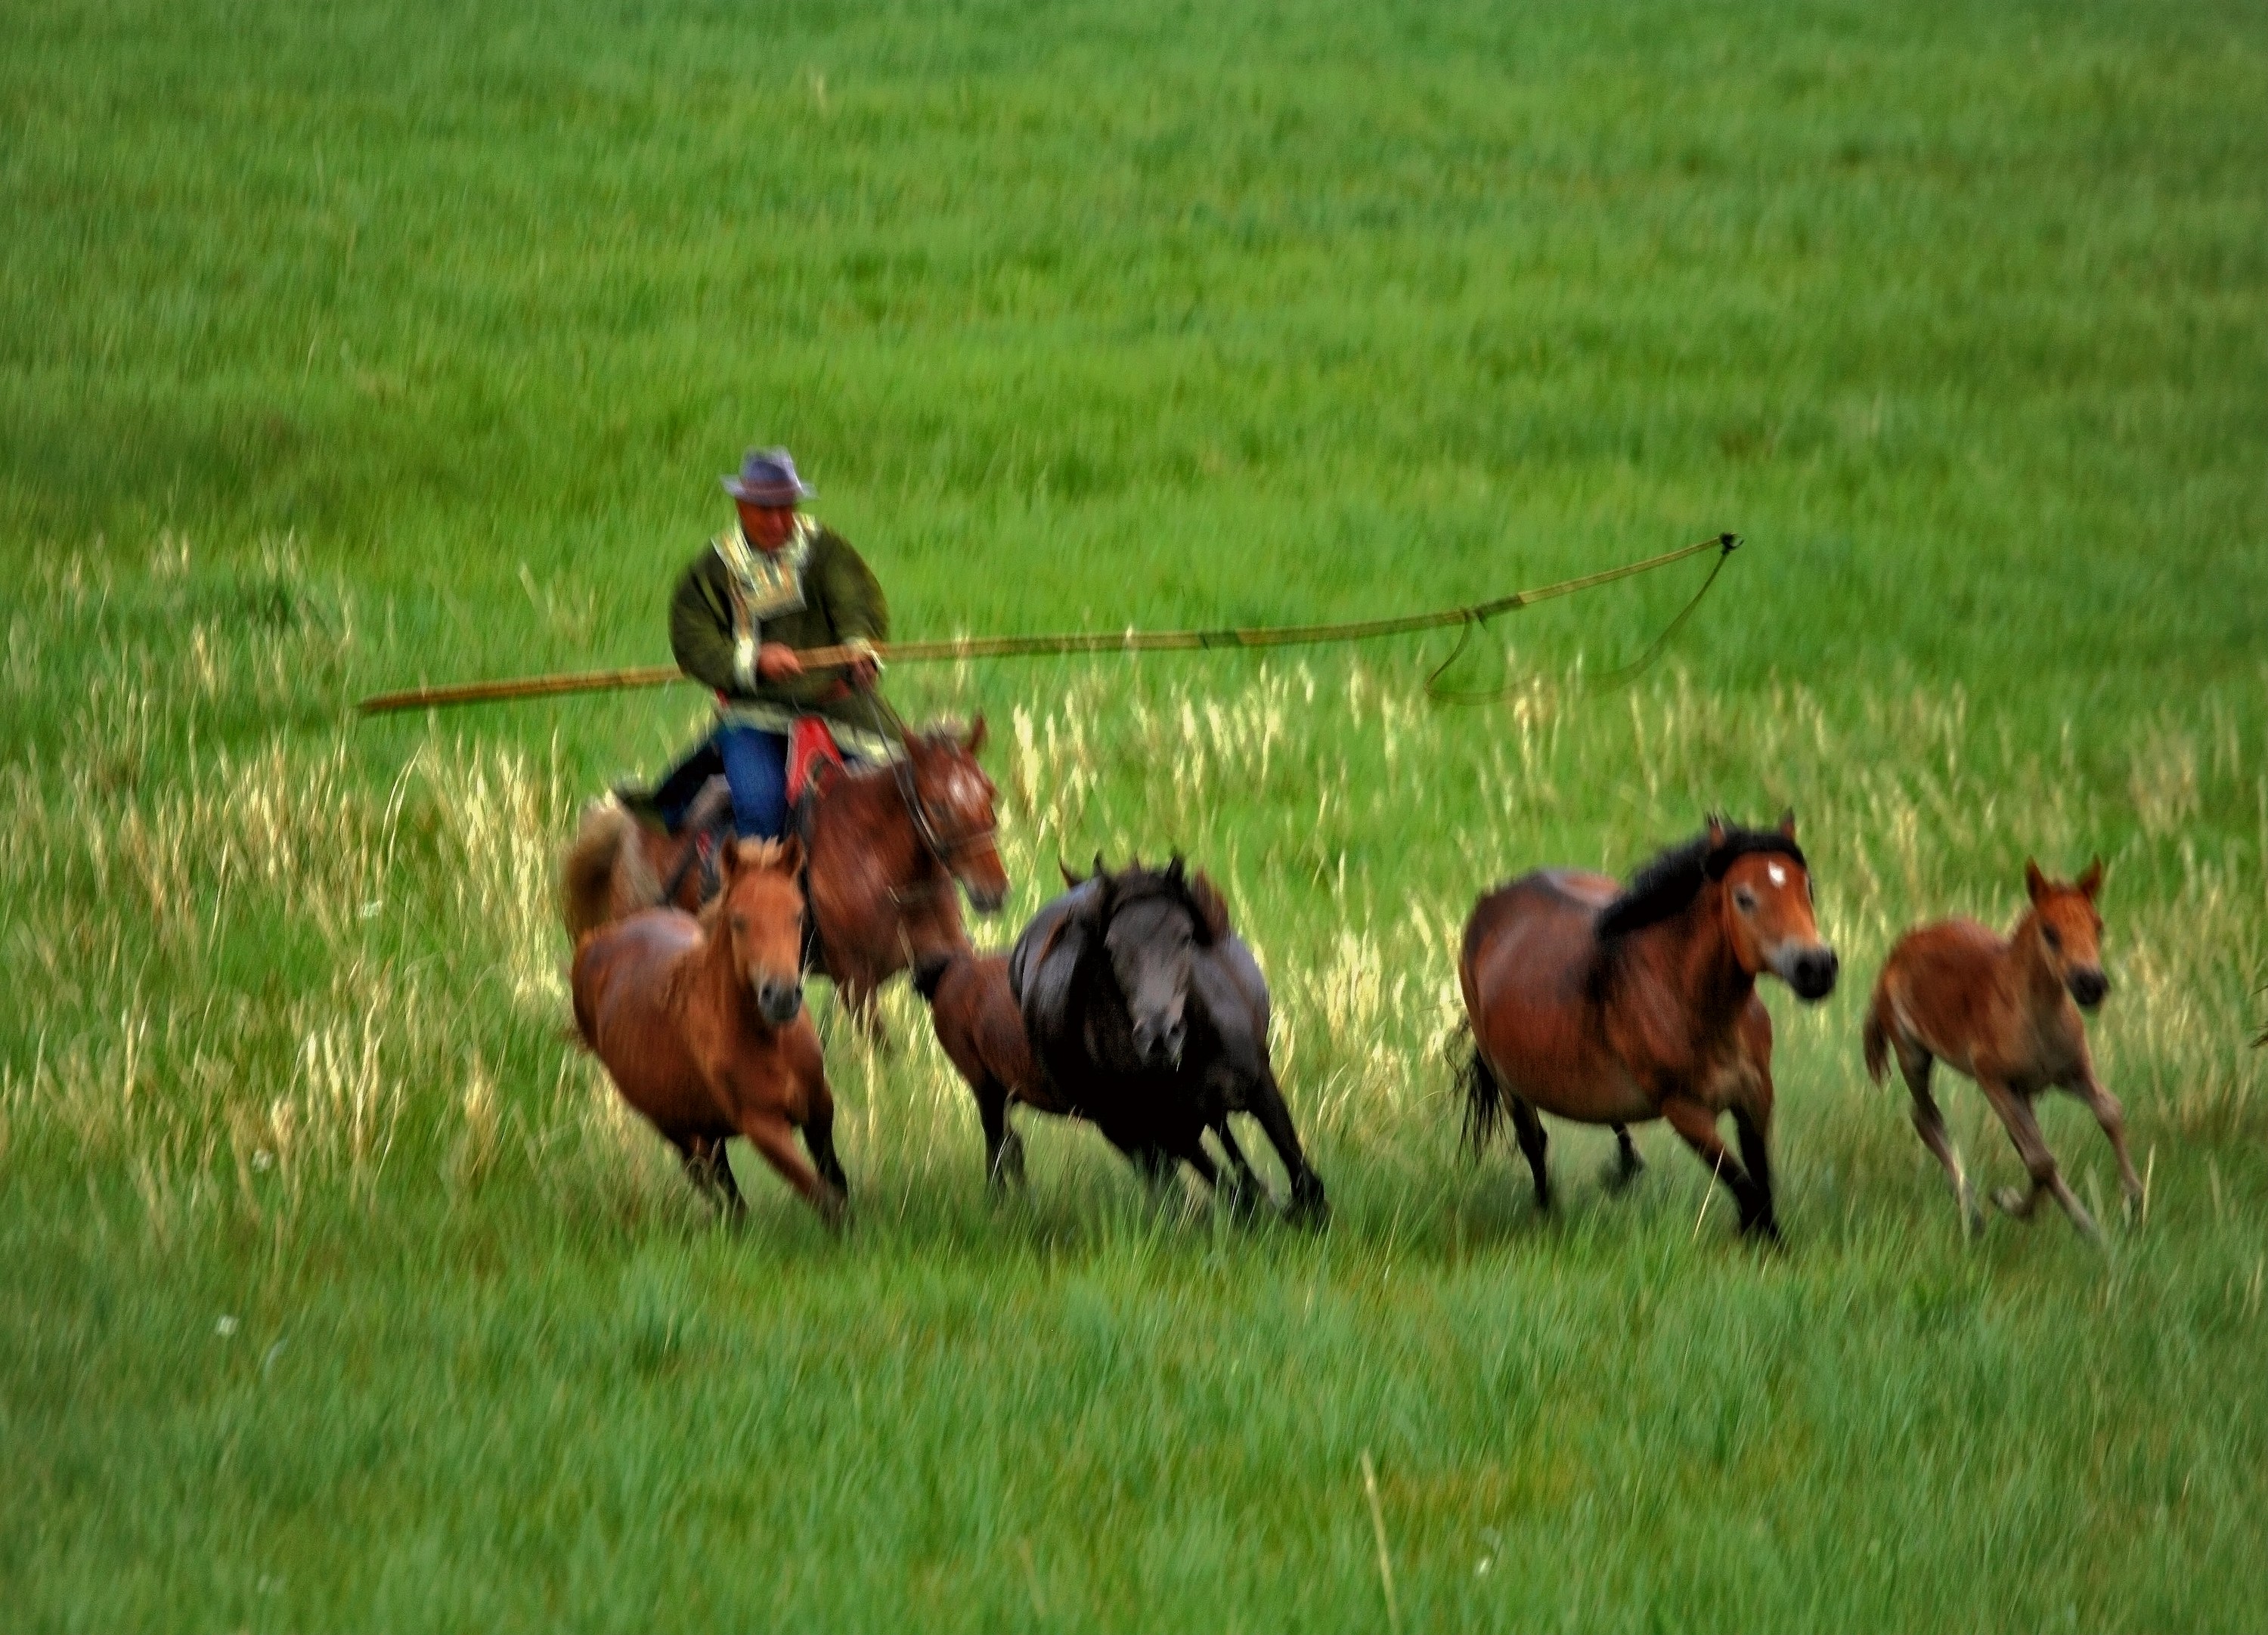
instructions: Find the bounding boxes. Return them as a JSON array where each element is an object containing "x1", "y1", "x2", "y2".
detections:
[
  {"x1": 571, "y1": 837, "x2": 847, "y2": 1222},
  {"x1": 1864, "y1": 858, "x2": 2139, "y2": 1240}
]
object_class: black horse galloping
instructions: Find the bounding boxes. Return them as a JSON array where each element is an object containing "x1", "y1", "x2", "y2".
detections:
[{"x1": 1008, "y1": 856, "x2": 1328, "y2": 1222}]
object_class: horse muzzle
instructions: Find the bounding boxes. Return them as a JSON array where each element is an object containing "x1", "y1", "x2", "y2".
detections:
[
  {"x1": 1779, "y1": 946, "x2": 1839, "y2": 1002},
  {"x1": 2067, "y1": 968, "x2": 2110, "y2": 1010},
  {"x1": 963, "y1": 878, "x2": 1009, "y2": 916},
  {"x1": 1131, "y1": 1017, "x2": 1186, "y2": 1070},
  {"x1": 755, "y1": 977, "x2": 805, "y2": 1026}
]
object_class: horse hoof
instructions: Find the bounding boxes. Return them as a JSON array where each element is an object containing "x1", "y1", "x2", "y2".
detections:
[
  {"x1": 1599, "y1": 1160, "x2": 1645, "y2": 1195},
  {"x1": 1992, "y1": 1187, "x2": 2029, "y2": 1218}
]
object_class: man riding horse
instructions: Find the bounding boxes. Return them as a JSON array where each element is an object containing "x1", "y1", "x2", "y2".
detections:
[
  {"x1": 572, "y1": 445, "x2": 1009, "y2": 1036},
  {"x1": 637, "y1": 447, "x2": 889, "y2": 838}
]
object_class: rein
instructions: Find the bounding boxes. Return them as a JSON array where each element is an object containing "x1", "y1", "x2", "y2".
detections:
[{"x1": 856, "y1": 692, "x2": 999, "y2": 890}]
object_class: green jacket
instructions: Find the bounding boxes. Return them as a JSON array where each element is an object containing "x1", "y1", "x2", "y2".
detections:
[{"x1": 668, "y1": 518, "x2": 891, "y2": 738}]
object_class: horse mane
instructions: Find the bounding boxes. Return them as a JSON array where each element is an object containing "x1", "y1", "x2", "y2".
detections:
[
  {"x1": 1081, "y1": 855, "x2": 1232, "y2": 944},
  {"x1": 1594, "y1": 822, "x2": 1806, "y2": 942},
  {"x1": 559, "y1": 799, "x2": 643, "y2": 939},
  {"x1": 696, "y1": 837, "x2": 798, "y2": 930}
]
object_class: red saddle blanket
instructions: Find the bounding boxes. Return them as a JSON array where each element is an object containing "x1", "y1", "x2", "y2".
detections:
[{"x1": 785, "y1": 716, "x2": 844, "y2": 806}]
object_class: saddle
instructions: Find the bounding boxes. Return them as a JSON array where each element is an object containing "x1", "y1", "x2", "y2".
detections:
[
  {"x1": 613, "y1": 718, "x2": 849, "y2": 912},
  {"x1": 618, "y1": 721, "x2": 857, "y2": 981}
]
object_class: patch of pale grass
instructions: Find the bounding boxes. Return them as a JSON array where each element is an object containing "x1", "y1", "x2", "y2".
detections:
[{"x1": 5, "y1": 549, "x2": 2262, "y2": 1245}]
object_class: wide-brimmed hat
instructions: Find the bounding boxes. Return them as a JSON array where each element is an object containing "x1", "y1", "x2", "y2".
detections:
[{"x1": 721, "y1": 447, "x2": 815, "y2": 506}]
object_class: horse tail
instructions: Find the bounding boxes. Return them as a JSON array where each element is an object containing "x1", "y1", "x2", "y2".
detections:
[
  {"x1": 560, "y1": 800, "x2": 635, "y2": 940},
  {"x1": 1460, "y1": 1029, "x2": 1507, "y2": 1155},
  {"x1": 1861, "y1": 980, "x2": 1892, "y2": 1085},
  {"x1": 910, "y1": 948, "x2": 960, "y2": 1002}
]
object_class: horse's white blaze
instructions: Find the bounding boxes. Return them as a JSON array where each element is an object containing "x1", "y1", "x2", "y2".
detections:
[{"x1": 1768, "y1": 862, "x2": 1787, "y2": 887}]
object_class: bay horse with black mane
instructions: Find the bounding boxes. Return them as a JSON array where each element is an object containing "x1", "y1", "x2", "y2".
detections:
[
  {"x1": 1865, "y1": 858, "x2": 2139, "y2": 1240},
  {"x1": 1460, "y1": 814, "x2": 1838, "y2": 1240},
  {"x1": 571, "y1": 836, "x2": 847, "y2": 1222},
  {"x1": 1007, "y1": 856, "x2": 1328, "y2": 1222},
  {"x1": 561, "y1": 718, "x2": 1008, "y2": 1035}
]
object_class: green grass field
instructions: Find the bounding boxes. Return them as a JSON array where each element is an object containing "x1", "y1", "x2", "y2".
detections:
[{"x1": 6, "y1": 0, "x2": 2268, "y2": 1626}]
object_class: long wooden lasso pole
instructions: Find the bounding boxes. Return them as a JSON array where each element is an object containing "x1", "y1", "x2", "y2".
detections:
[{"x1": 355, "y1": 533, "x2": 1737, "y2": 716}]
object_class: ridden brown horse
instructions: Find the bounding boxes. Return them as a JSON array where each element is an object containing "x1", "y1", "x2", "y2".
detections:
[
  {"x1": 562, "y1": 719, "x2": 1009, "y2": 1034},
  {"x1": 1864, "y1": 858, "x2": 2139, "y2": 1240},
  {"x1": 1460, "y1": 815, "x2": 1839, "y2": 1240},
  {"x1": 570, "y1": 836, "x2": 847, "y2": 1222}
]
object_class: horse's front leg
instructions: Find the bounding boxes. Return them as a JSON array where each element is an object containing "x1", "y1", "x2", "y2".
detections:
[
  {"x1": 1980, "y1": 1079, "x2": 2097, "y2": 1241},
  {"x1": 738, "y1": 1108, "x2": 847, "y2": 1225},
  {"x1": 799, "y1": 1072, "x2": 850, "y2": 1200},
  {"x1": 1239, "y1": 1066, "x2": 1328, "y2": 1225},
  {"x1": 1730, "y1": 1104, "x2": 1774, "y2": 1239},
  {"x1": 2065, "y1": 1061, "x2": 2143, "y2": 1216},
  {"x1": 974, "y1": 1077, "x2": 1027, "y2": 1191},
  {"x1": 1659, "y1": 1095, "x2": 1774, "y2": 1241},
  {"x1": 833, "y1": 971, "x2": 890, "y2": 1048},
  {"x1": 1206, "y1": 1117, "x2": 1267, "y2": 1220}
]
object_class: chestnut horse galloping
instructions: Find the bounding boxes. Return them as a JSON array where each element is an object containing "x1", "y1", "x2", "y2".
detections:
[
  {"x1": 1864, "y1": 858, "x2": 2139, "y2": 1240},
  {"x1": 571, "y1": 836, "x2": 847, "y2": 1222},
  {"x1": 561, "y1": 719, "x2": 1009, "y2": 1033},
  {"x1": 1460, "y1": 815, "x2": 1839, "y2": 1240}
]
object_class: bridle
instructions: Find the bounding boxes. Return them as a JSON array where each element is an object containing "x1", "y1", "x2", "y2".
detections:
[{"x1": 858, "y1": 694, "x2": 999, "y2": 905}]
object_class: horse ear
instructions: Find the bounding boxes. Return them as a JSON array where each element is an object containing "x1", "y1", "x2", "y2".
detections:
[
  {"x1": 2078, "y1": 856, "x2": 2105, "y2": 900},
  {"x1": 1058, "y1": 859, "x2": 1083, "y2": 889},
  {"x1": 774, "y1": 835, "x2": 804, "y2": 877},
  {"x1": 1165, "y1": 855, "x2": 1186, "y2": 885},
  {"x1": 964, "y1": 714, "x2": 987, "y2": 755},
  {"x1": 1185, "y1": 871, "x2": 1232, "y2": 945},
  {"x1": 1777, "y1": 807, "x2": 1798, "y2": 841},
  {"x1": 1706, "y1": 813, "x2": 1728, "y2": 850},
  {"x1": 2024, "y1": 858, "x2": 2048, "y2": 903}
]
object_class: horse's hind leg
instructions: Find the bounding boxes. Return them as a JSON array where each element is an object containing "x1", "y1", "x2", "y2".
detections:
[
  {"x1": 1504, "y1": 1096, "x2": 1551, "y2": 1212},
  {"x1": 1899, "y1": 1045, "x2": 1978, "y2": 1234},
  {"x1": 1601, "y1": 1124, "x2": 1647, "y2": 1194},
  {"x1": 1659, "y1": 1096, "x2": 1773, "y2": 1241},
  {"x1": 674, "y1": 1135, "x2": 745, "y2": 1216}
]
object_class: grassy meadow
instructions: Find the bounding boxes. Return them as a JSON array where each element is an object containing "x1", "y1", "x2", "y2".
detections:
[{"x1": 5, "y1": 0, "x2": 2268, "y2": 1626}]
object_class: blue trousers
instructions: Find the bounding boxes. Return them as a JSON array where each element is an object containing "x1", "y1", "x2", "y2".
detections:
[{"x1": 715, "y1": 725, "x2": 790, "y2": 841}]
